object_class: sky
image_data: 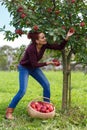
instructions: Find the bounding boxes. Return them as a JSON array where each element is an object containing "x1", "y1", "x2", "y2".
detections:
[{"x1": 0, "y1": 3, "x2": 29, "y2": 48}]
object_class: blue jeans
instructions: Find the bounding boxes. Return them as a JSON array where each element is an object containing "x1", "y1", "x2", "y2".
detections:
[{"x1": 8, "y1": 64, "x2": 50, "y2": 108}]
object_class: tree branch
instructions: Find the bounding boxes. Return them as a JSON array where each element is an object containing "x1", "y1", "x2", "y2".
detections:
[{"x1": 51, "y1": 0, "x2": 56, "y2": 11}]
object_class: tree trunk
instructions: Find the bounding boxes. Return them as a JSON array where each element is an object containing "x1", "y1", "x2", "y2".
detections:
[
  {"x1": 62, "y1": 67, "x2": 68, "y2": 110},
  {"x1": 62, "y1": 49, "x2": 69, "y2": 110},
  {"x1": 61, "y1": 49, "x2": 72, "y2": 110},
  {"x1": 68, "y1": 64, "x2": 71, "y2": 108}
]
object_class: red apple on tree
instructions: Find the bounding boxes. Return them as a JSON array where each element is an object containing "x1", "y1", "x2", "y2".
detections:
[
  {"x1": 71, "y1": 0, "x2": 75, "y2": 3},
  {"x1": 80, "y1": 21, "x2": 85, "y2": 27},
  {"x1": 20, "y1": 13, "x2": 27, "y2": 18},
  {"x1": 47, "y1": 8, "x2": 52, "y2": 13},
  {"x1": 62, "y1": 26, "x2": 66, "y2": 30},
  {"x1": 15, "y1": 29, "x2": 23, "y2": 35},
  {"x1": 17, "y1": 6, "x2": 24, "y2": 13},
  {"x1": 55, "y1": 10, "x2": 60, "y2": 15},
  {"x1": 33, "y1": 25, "x2": 39, "y2": 31}
]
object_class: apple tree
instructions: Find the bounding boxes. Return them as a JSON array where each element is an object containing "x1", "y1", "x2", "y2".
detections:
[{"x1": 0, "y1": 0, "x2": 87, "y2": 110}]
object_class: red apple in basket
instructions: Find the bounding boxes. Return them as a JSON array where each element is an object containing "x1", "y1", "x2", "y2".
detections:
[
  {"x1": 48, "y1": 105, "x2": 54, "y2": 112},
  {"x1": 35, "y1": 102, "x2": 42, "y2": 111},
  {"x1": 44, "y1": 102, "x2": 50, "y2": 109},
  {"x1": 40, "y1": 106, "x2": 47, "y2": 113},
  {"x1": 46, "y1": 109, "x2": 50, "y2": 113},
  {"x1": 30, "y1": 101, "x2": 36, "y2": 109}
]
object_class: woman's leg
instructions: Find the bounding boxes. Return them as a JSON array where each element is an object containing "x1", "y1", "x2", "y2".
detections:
[
  {"x1": 6, "y1": 65, "x2": 29, "y2": 119},
  {"x1": 30, "y1": 68, "x2": 50, "y2": 102},
  {"x1": 8, "y1": 65, "x2": 29, "y2": 108}
]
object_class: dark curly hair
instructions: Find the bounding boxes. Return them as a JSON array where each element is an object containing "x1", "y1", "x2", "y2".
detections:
[{"x1": 27, "y1": 31, "x2": 41, "y2": 43}]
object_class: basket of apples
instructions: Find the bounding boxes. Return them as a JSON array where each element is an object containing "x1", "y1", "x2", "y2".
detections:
[{"x1": 27, "y1": 97, "x2": 55, "y2": 119}]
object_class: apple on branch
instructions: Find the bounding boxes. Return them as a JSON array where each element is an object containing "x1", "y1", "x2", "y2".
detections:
[
  {"x1": 62, "y1": 26, "x2": 66, "y2": 30},
  {"x1": 80, "y1": 22, "x2": 85, "y2": 27},
  {"x1": 47, "y1": 8, "x2": 52, "y2": 13},
  {"x1": 71, "y1": 0, "x2": 75, "y2": 3},
  {"x1": 20, "y1": 13, "x2": 27, "y2": 18},
  {"x1": 55, "y1": 10, "x2": 60, "y2": 15},
  {"x1": 17, "y1": 6, "x2": 24, "y2": 13},
  {"x1": 15, "y1": 29, "x2": 23, "y2": 35},
  {"x1": 33, "y1": 25, "x2": 39, "y2": 31}
]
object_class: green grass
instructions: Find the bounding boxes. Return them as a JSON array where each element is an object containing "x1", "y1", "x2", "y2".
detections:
[{"x1": 0, "y1": 70, "x2": 87, "y2": 130}]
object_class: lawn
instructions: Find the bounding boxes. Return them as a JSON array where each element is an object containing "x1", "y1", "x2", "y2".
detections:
[{"x1": 0, "y1": 70, "x2": 87, "y2": 130}]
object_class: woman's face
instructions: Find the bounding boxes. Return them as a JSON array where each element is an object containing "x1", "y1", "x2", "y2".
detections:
[{"x1": 36, "y1": 33, "x2": 47, "y2": 45}]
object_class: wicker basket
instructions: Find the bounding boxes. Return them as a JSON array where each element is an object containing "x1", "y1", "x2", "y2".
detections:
[{"x1": 27, "y1": 97, "x2": 55, "y2": 119}]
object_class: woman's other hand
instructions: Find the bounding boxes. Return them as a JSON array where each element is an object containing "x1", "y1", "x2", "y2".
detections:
[
  {"x1": 65, "y1": 27, "x2": 75, "y2": 41},
  {"x1": 46, "y1": 59, "x2": 60, "y2": 66},
  {"x1": 46, "y1": 61, "x2": 54, "y2": 65}
]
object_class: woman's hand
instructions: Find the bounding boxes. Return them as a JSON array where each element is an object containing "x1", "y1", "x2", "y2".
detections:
[
  {"x1": 65, "y1": 27, "x2": 75, "y2": 41},
  {"x1": 46, "y1": 60, "x2": 60, "y2": 66},
  {"x1": 46, "y1": 61, "x2": 54, "y2": 65}
]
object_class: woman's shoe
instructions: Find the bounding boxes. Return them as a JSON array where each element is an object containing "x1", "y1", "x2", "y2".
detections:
[{"x1": 5, "y1": 108, "x2": 14, "y2": 120}]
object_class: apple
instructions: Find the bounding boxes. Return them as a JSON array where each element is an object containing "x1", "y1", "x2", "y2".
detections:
[
  {"x1": 52, "y1": 59, "x2": 60, "y2": 66},
  {"x1": 62, "y1": 26, "x2": 66, "y2": 30},
  {"x1": 80, "y1": 22, "x2": 85, "y2": 27},
  {"x1": 15, "y1": 29, "x2": 23, "y2": 35},
  {"x1": 55, "y1": 10, "x2": 60, "y2": 15},
  {"x1": 17, "y1": 6, "x2": 24, "y2": 13},
  {"x1": 44, "y1": 102, "x2": 51, "y2": 109},
  {"x1": 55, "y1": 62, "x2": 60, "y2": 66},
  {"x1": 46, "y1": 109, "x2": 50, "y2": 113},
  {"x1": 47, "y1": 8, "x2": 52, "y2": 13},
  {"x1": 48, "y1": 105, "x2": 54, "y2": 112},
  {"x1": 35, "y1": 101, "x2": 41, "y2": 106},
  {"x1": 40, "y1": 106, "x2": 47, "y2": 113},
  {"x1": 20, "y1": 13, "x2": 27, "y2": 18},
  {"x1": 38, "y1": 101, "x2": 44, "y2": 105},
  {"x1": 36, "y1": 106, "x2": 41, "y2": 111},
  {"x1": 33, "y1": 25, "x2": 39, "y2": 31},
  {"x1": 52, "y1": 59, "x2": 58, "y2": 62},
  {"x1": 30, "y1": 101, "x2": 36, "y2": 109},
  {"x1": 71, "y1": 0, "x2": 75, "y2": 3},
  {"x1": 36, "y1": 104, "x2": 42, "y2": 111},
  {"x1": 69, "y1": 27, "x2": 75, "y2": 33}
]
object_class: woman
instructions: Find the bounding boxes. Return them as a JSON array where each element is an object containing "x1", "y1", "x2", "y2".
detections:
[{"x1": 5, "y1": 28, "x2": 74, "y2": 119}]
